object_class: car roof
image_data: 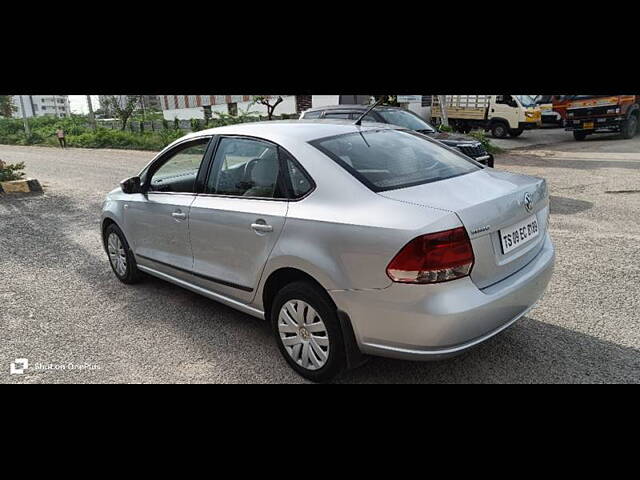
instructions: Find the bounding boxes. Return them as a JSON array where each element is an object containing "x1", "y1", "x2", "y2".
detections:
[
  {"x1": 178, "y1": 120, "x2": 402, "y2": 145},
  {"x1": 304, "y1": 104, "x2": 404, "y2": 113}
]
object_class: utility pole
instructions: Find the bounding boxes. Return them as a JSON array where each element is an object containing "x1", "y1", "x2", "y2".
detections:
[
  {"x1": 86, "y1": 95, "x2": 97, "y2": 130},
  {"x1": 437, "y1": 95, "x2": 449, "y2": 127},
  {"x1": 17, "y1": 95, "x2": 31, "y2": 136}
]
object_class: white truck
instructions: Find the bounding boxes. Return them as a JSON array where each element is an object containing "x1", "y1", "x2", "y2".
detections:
[{"x1": 431, "y1": 95, "x2": 542, "y2": 138}]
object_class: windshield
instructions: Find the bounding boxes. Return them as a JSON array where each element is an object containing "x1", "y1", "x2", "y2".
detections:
[
  {"x1": 311, "y1": 129, "x2": 479, "y2": 192},
  {"x1": 376, "y1": 109, "x2": 436, "y2": 132},
  {"x1": 516, "y1": 95, "x2": 537, "y2": 107},
  {"x1": 572, "y1": 95, "x2": 617, "y2": 100}
]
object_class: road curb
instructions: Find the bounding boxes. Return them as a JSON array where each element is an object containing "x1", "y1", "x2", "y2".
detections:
[{"x1": 0, "y1": 178, "x2": 43, "y2": 194}]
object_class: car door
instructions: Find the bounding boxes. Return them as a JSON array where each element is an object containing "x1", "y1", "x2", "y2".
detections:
[
  {"x1": 491, "y1": 95, "x2": 519, "y2": 128},
  {"x1": 188, "y1": 136, "x2": 289, "y2": 303},
  {"x1": 125, "y1": 137, "x2": 212, "y2": 278}
]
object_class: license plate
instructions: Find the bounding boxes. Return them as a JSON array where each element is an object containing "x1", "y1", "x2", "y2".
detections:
[
  {"x1": 583, "y1": 122, "x2": 594, "y2": 129},
  {"x1": 500, "y1": 215, "x2": 539, "y2": 254}
]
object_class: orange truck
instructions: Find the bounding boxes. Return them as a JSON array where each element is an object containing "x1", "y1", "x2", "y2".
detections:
[{"x1": 560, "y1": 95, "x2": 640, "y2": 141}]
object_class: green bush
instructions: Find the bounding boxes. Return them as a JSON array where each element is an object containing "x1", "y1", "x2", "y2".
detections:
[
  {"x1": 467, "y1": 130, "x2": 503, "y2": 154},
  {"x1": 0, "y1": 159, "x2": 26, "y2": 182}
]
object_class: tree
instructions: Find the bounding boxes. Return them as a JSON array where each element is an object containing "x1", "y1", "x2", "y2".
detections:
[
  {"x1": 0, "y1": 96, "x2": 16, "y2": 118},
  {"x1": 101, "y1": 95, "x2": 141, "y2": 130},
  {"x1": 252, "y1": 95, "x2": 283, "y2": 120}
]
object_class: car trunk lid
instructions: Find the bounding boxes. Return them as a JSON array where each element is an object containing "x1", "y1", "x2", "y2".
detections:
[{"x1": 379, "y1": 169, "x2": 549, "y2": 289}]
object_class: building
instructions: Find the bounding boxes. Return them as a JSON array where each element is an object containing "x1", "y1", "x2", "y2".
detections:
[
  {"x1": 159, "y1": 95, "x2": 370, "y2": 120},
  {"x1": 12, "y1": 95, "x2": 71, "y2": 118},
  {"x1": 98, "y1": 95, "x2": 161, "y2": 115},
  {"x1": 159, "y1": 95, "x2": 433, "y2": 121}
]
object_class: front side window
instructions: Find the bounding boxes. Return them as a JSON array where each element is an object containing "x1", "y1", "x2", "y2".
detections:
[
  {"x1": 148, "y1": 139, "x2": 210, "y2": 193},
  {"x1": 207, "y1": 137, "x2": 284, "y2": 198},
  {"x1": 311, "y1": 129, "x2": 479, "y2": 192}
]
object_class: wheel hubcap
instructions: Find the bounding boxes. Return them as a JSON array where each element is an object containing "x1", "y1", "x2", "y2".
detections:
[
  {"x1": 107, "y1": 233, "x2": 127, "y2": 277},
  {"x1": 278, "y1": 300, "x2": 330, "y2": 371}
]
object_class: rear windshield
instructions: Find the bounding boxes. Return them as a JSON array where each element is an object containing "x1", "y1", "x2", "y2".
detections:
[{"x1": 311, "y1": 129, "x2": 480, "y2": 192}]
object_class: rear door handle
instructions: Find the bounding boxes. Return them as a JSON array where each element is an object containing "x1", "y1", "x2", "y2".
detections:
[
  {"x1": 251, "y1": 223, "x2": 273, "y2": 233},
  {"x1": 172, "y1": 211, "x2": 187, "y2": 220}
]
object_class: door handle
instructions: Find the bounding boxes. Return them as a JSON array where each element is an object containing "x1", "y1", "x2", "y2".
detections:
[
  {"x1": 251, "y1": 222, "x2": 273, "y2": 233},
  {"x1": 172, "y1": 211, "x2": 187, "y2": 220}
]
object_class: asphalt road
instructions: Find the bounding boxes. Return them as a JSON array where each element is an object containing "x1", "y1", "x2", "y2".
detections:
[{"x1": 1, "y1": 139, "x2": 639, "y2": 383}]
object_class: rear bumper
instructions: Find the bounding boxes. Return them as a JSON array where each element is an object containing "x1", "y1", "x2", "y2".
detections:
[{"x1": 330, "y1": 233, "x2": 555, "y2": 361}]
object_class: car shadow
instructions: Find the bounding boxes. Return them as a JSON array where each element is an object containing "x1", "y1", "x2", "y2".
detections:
[
  {"x1": 335, "y1": 316, "x2": 640, "y2": 384},
  {"x1": 549, "y1": 195, "x2": 593, "y2": 215}
]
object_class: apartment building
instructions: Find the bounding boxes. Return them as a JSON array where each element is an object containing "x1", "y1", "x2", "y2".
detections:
[
  {"x1": 12, "y1": 95, "x2": 71, "y2": 118},
  {"x1": 98, "y1": 95, "x2": 161, "y2": 115}
]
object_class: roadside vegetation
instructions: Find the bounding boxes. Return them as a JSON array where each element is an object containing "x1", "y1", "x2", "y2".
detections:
[
  {"x1": 0, "y1": 159, "x2": 25, "y2": 182},
  {"x1": 0, "y1": 110, "x2": 266, "y2": 152}
]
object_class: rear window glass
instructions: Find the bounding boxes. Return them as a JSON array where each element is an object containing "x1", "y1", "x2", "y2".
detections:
[
  {"x1": 311, "y1": 129, "x2": 479, "y2": 192},
  {"x1": 303, "y1": 110, "x2": 322, "y2": 119}
]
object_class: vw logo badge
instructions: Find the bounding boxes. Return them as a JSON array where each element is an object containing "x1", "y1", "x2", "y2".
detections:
[{"x1": 524, "y1": 192, "x2": 534, "y2": 212}]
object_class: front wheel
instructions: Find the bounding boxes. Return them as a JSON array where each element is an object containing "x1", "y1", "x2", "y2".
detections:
[
  {"x1": 271, "y1": 281, "x2": 347, "y2": 382},
  {"x1": 573, "y1": 131, "x2": 589, "y2": 141},
  {"x1": 104, "y1": 223, "x2": 141, "y2": 284},
  {"x1": 491, "y1": 122, "x2": 509, "y2": 139},
  {"x1": 620, "y1": 115, "x2": 638, "y2": 139}
]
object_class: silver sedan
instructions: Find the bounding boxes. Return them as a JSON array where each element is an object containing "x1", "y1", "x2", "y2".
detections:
[{"x1": 101, "y1": 120, "x2": 555, "y2": 382}]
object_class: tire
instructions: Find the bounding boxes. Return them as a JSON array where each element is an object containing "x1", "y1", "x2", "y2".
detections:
[
  {"x1": 491, "y1": 122, "x2": 509, "y2": 139},
  {"x1": 271, "y1": 281, "x2": 347, "y2": 382},
  {"x1": 508, "y1": 128, "x2": 524, "y2": 137},
  {"x1": 104, "y1": 223, "x2": 141, "y2": 284},
  {"x1": 620, "y1": 114, "x2": 638, "y2": 139},
  {"x1": 573, "y1": 131, "x2": 589, "y2": 141}
]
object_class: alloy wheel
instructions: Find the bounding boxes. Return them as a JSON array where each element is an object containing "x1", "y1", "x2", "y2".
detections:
[
  {"x1": 278, "y1": 299, "x2": 330, "y2": 370},
  {"x1": 107, "y1": 232, "x2": 127, "y2": 277}
]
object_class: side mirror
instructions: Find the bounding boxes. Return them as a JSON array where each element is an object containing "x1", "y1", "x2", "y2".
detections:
[{"x1": 120, "y1": 176, "x2": 142, "y2": 194}]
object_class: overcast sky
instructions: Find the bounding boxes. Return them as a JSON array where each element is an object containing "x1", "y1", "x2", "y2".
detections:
[{"x1": 68, "y1": 95, "x2": 100, "y2": 114}]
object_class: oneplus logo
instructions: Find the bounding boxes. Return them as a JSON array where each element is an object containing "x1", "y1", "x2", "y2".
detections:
[{"x1": 10, "y1": 358, "x2": 28, "y2": 375}]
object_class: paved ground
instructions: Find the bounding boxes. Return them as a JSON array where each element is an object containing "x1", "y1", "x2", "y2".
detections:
[
  {"x1": 491, "y1": 125, "x2": 573, "y2": 151},
  {"x1": 1, "y1": 138, "x2": 639, "y2": 383}
]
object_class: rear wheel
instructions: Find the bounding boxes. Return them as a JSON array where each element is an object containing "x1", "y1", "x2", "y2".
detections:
[
  {"x1": 104, "y1": 223, "x2": 141, "y2": 284},
  {"x1": 508, "y1": 128, "x2": 524, "y2": 137},
  {"x1": 491, "y1": 122, "x2": 509, "y2": 139},
  {"x1": 573, "y1": 131, "x2": 589, "y2": 141},
  {"x1": 620, "y1": 114, "x2": 638, "y2": 139},
  {"x1": 271, "y1": 281, "x2": 347, "y2": 382}
]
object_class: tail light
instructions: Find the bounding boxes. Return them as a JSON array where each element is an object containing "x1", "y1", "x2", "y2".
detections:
[{"x1": 386, "y1": 227, "x2": 475, "y2": 284}]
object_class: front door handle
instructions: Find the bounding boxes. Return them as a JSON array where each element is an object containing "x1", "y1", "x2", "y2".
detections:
[
  {"x1": 251, "y1": 222, "x2": 273, "y2": 233},
  {"x1": 172, "y1": 211, "x2": 187, "y2": 220}
]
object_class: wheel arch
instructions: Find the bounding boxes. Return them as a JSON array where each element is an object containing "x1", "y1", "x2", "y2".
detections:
[
  {"x1": 101, "y1": 216, "x2": 119, "y2": 251},
  {"x1": 261, "y1": 267, "x2": 335, "y2": 323}
]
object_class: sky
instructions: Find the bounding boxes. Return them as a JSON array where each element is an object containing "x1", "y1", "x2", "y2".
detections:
[{"x1": 68, "y1": 95, "x2": 100, "y2": 114}]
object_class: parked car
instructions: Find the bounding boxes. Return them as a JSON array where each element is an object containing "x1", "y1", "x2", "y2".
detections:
[
  {"x1": 102, "y1": 121, "x2": 555, "y2": 382},
  {"x1": 300, "y1": 105, "x2": 495, "y2": 167},
  {"x1": 534, "y1": 95, "x2": 564, "y2": 127}
]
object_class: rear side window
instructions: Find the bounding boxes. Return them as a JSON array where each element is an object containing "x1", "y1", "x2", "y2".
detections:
[
  {"x1": 280, "y1": 148, "x2": 313, "y2": 198},
  {"x1": 324, "y1": 112, "x2": 351, "y2": 119},
  {"x1": 311, "y1": 129, "x2": 479, "y2": 192},
  {"x1": 303, "y1": 110, "x2": 322, "y2": 119}
]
